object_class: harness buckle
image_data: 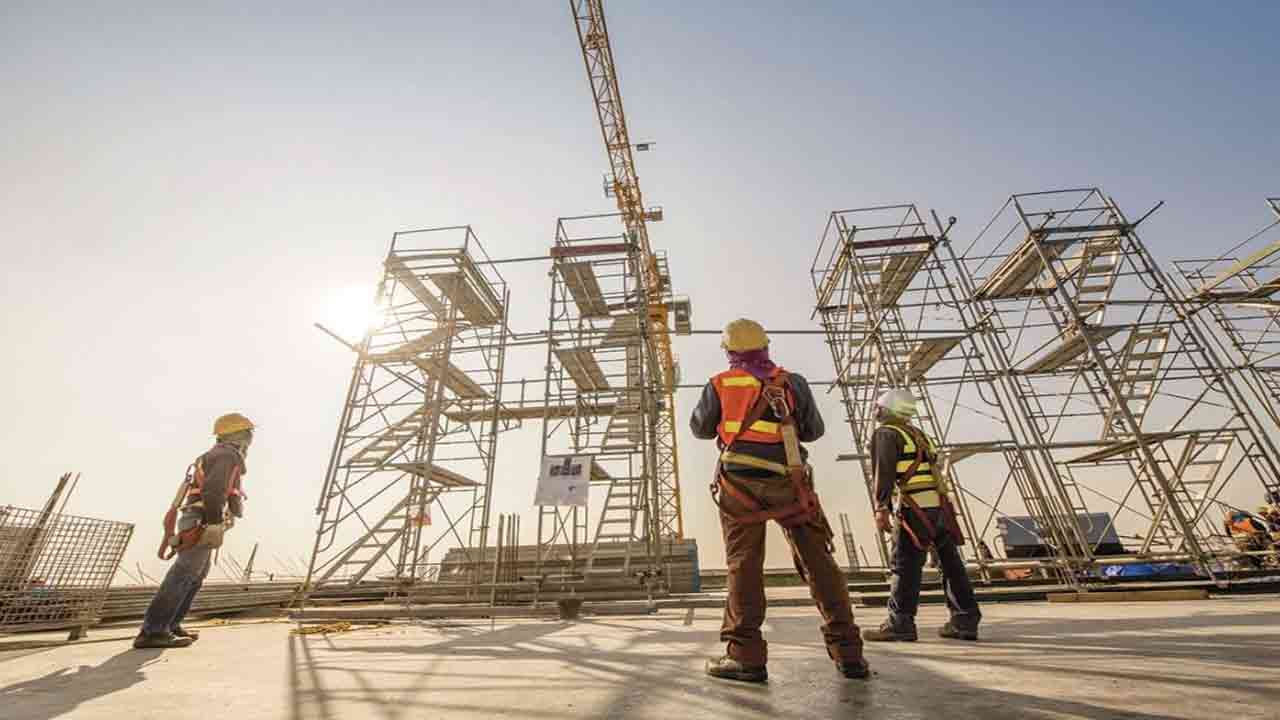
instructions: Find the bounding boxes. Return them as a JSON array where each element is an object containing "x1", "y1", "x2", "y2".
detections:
[{"x1": 762, "y1": 385, "x2": 790, "y2": 420}]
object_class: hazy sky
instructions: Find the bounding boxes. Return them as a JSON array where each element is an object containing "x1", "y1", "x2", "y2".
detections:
[{"x1": 3, "y1": 2, "x2": 1278, "y2": 580}]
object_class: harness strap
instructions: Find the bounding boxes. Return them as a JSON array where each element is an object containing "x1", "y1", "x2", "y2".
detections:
[
  {"x1": 894, "y1": 425, "x2": 940, "y2": 551},
  {"x1": 158, "y1": 446, "x2": 243, "y2": 561},
  {"x1": 719, "y1": 451, "x2": 789, "y2": 475},
  {"x1": 892, "y1": 424, "x2": 968, "y2": 549},
  {"x1": 158, "y1": 464, "x2": 198, "y2": 561},
  {"x1": 713, "y1": 466, "x2": 813, "y2": 526},
  {"x1": 711, "y1": 373, "x2": 828, "y2": 540}
]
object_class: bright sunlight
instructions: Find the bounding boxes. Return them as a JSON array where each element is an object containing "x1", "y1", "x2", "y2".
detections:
[{"x1": 319, "y1": 284, "x2": 384, "y2": 342}]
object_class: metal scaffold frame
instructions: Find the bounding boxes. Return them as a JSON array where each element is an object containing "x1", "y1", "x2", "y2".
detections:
[
  {"x1": 1175, "y1": 197, "x2": 1280, "y2": 433},
  {"x1": 534, "y1": 213, "x2": 662, "y2": 589},
  {"x1": 813, "y1": 190, "x2": 1280, "y2": 582},
  {"x1": 811, "y1": 203, "x2": 1060, "y2": 579},
  {"x1": 303, "y1": 226, "x2": 513, "y2": 599}
]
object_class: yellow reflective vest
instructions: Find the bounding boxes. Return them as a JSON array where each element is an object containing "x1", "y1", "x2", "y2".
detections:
[{"x1": 882, "y1": 423, "x2": 942, "y2": 509}]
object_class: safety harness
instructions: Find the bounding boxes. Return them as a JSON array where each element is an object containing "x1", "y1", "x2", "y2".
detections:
[
  {"x1": 710, "y1": 370, "x2": 826, "y2": 533},
  {"x1": 886, "y1": 423, "x2": 964, "y2": 551},
  {"x1": 156, "y1": 445, "x2": 244, "y2": 560}
]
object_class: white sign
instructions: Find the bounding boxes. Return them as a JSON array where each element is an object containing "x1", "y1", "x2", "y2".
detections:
[{"x1": 534, "y1": 454, "x2": 592, "y2": 507}]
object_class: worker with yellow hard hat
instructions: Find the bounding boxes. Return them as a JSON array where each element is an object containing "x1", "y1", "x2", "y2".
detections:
[
  {"x1": 692, "y1": 319, "x2": 868, "y2": 683},
  {"x1": 134, "y1": 413, "x2": 256, "y2": 650}
]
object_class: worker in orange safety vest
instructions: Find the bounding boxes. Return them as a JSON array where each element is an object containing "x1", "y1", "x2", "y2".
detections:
[{"x1": 691, "y1": 319, "x2": 868, "y2": 683}]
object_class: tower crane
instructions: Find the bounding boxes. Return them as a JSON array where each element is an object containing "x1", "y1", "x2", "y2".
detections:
[{"x1": 570, "y1": 0, "x2": 686, "y2": 539}]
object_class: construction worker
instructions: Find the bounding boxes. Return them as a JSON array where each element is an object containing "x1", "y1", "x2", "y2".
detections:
[
  {"x1": 862, "y1": 389, "x2": 981, "y2": 642},
  {"x1": 1263, "y1": 491, "x2": 1280, "y2": 531},
  {"x1": 692, "y1": 319, "x2": 868, "y2": 683},
  {"x1": 132, "y1": 413, "x2": 253, "y2": 649}
]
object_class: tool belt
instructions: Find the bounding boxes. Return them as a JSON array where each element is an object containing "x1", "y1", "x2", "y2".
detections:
[
  {"x1": 710, "y1": 373, "x2": 829, "y2": 540},
  {"x1": 894, "y1": 425, "x2": 965, "y2": 552}
]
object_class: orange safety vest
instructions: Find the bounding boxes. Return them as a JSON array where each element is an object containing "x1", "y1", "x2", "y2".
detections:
[
  {"x1": 712, "y1": 367, "x2": 795, "y2": 446},
  {"x1": 709, "y1": 368, "x2": 828, "y2": 537},
  {"x1": 1226, "y1": 512, "x2": 1265, "y2": 536}
]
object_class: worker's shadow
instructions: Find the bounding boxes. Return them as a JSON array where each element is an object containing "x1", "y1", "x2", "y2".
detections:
[{"x1": 0, "y1": 648, "x2": 160, "y2": 720}]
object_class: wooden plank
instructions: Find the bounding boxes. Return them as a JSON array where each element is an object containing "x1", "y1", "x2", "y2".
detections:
[
  {"x1": 550, "y1": 242, "x2": 632, "y2": 259},
  {"x1": 1048, "y1": 589, "x2": 1208, "y2": 603}
]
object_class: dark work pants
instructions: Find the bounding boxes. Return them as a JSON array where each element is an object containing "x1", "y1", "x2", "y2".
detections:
[
  {"x1": 141, "y1": 545, "x2": 213, "y2": 635},
  {"x1": 889, "y1": 506, "x2": 981, "y2": 631},
  {"x1": 717, "y1": 469, "x2": 863, "y2": 666}
]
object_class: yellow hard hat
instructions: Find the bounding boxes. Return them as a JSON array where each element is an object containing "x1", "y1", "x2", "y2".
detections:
[
  {"x1": 213, "y1": 412, "x2": 255, "y2": 437},
  {"x1": 722, "y1": 318, "x2": 769, "y2": 352}
]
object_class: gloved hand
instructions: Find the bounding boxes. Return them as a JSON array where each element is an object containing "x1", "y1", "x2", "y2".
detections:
[
  {"x1": 197, "y1": 523, "x2": 226, "y2": 548},
  {"x1": 874, "y1": 509, "x2": 893, "y2": 534}
]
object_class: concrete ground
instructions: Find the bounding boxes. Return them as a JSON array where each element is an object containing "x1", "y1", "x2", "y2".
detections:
[{"x1": 1, "y1": 597, "x2": 1276, "y2": 719}]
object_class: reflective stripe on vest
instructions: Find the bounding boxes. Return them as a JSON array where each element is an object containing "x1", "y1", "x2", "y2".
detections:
[
  {"x1": 712, "y1": 367, "x2": 790, "y2": 446},
  {"x1": 883, "y1": 423, "x2": 942, "y2": 508},
  {"x1": 722, "y1": 420, "x2": 780, "y2": 435}
]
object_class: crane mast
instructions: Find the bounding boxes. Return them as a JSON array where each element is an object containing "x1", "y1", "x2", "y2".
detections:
[{"x1": 570, "y1": 0, "x2": 684, "y2": 539}]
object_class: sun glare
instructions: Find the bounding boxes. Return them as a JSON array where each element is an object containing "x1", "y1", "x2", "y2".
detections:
[{"x1": 321, "y1": 285, "x2": 384, "y2": 341}]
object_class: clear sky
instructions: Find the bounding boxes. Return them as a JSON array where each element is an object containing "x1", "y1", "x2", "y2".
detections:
[{"x1": 3, "y1": 1, "x2": 1278, "y2": 580}]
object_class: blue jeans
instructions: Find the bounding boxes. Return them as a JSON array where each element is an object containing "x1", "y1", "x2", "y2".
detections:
[
  {"x1": 888, "y1": 507, "x2": 981, "y2": 631},
  {"x1": 140, "y1": 545, "x2": 213, "y2": 635}
]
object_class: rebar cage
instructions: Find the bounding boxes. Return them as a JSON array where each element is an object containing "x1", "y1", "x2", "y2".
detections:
[
  {"x1": 0, "y1": 505, "x2": 133, "y2": 635},
  {"x1": 813, "y1": 189, "x2": 1280, "y2": 582},
  {"x1": 304, "y1": 226, "x2": 514, "y2": 596}
]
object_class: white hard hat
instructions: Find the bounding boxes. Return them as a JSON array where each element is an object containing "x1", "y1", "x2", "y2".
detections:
[{"x1": 875, "y1": 388, "x2": 917, "y2": 418}]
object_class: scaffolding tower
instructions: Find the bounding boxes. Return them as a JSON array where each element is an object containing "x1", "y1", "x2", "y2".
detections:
[
  {"x1": 534, "y1": 213, "x2": 670, "y2": 587},
  {"x1": 303, "y1": 227, "x2": 512, "y2": 595},
  {"x1": 814, "y1": 190, "x2": 1280, "y2": 580},
  {"x1": 962, "y1": 189, "x2": 1280, "y2": 572},
  {"x1": 810, "y1": 203, "x2": 1054, "y2": 575},
  {"x1": 1174, "y1": 198, "x2": 1280, "y2": 432}
]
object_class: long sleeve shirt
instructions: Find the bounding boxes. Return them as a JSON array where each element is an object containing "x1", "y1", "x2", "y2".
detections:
[
  {"x1": 182, "y1": 443, "x2": 246, "y2": 526},
  {"x1": 870, "y1": 425, "x2": 907, "y2": 512},
  {"x1": 689, "y1": 371, "x2": 824, "y2": 471}
]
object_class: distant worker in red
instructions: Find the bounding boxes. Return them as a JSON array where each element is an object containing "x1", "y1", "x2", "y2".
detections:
[
  {"x1": 133, "y1": 413, "x2": 254, "y2": 649},
  {"x1": 692, "y1": 319, "x2": 867, "y2": 683}
]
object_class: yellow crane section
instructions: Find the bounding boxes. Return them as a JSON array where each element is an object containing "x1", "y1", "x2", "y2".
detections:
[{"x1": 570, "y1": 0, "x2": 684, "y2": 538}]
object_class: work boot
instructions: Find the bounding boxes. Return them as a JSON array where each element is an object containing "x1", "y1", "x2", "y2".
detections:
[
  {"x1": 132, "y1": 632, "x2": 194, "y2": 649},
  {"x1": 938, "y1": 622, "x2": 978, "y2": 642},
  {"x1": 862, "y1": 620, "x2": 918, "y2": 642},
  {"x1": 171, "y1": 625, "x2": 199, "y2": 641},
  {"x1": 836, "y1": 657, "x2": 871, "y2": 679},
  {"x1": 705, "y1": 655, "x2": 768, "y2": 684}
]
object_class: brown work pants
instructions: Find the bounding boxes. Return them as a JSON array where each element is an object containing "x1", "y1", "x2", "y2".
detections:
[{"x1": 717, "y1": 469, "x2": 863, "y2": 667}]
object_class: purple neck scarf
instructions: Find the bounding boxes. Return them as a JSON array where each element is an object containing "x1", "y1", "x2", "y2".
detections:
[{"x1": 728, "y1": 348, "x2": 777, "y2": 381}]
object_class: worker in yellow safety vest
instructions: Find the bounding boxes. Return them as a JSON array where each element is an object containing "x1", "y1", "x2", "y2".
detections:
[{"x1": 861, "y1": 389, "x2": 982, "y2": 642}]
